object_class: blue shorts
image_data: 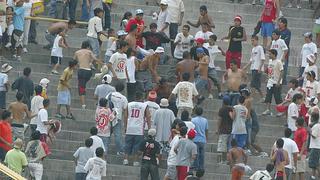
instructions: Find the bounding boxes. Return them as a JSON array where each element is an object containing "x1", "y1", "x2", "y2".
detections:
[
  {"x1": 124, "y1": 135, "x2": 144, "y2": 155},
  {"x1": 261, "y1": 22, "x2": 275, "y2": 37},
  {"x1": 57, "y1": 90, "x2": 71, "y2": 105},
  {"x1": 232, "y1": 134, "x2": 247, "y2": 148}
]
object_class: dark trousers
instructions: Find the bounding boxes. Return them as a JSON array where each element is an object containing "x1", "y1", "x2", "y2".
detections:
[
  {"x1": 75, "y1": 173, "x2": 87, "y2": 180},
  {"x1": 28, "y1": 20, "x2": 37, "y2": 42},
  {"x1": 298, "y1": 66, "x2": 305, "y2": 87},
  {"x1": 127, "y1": 83, "x2": 136, "y2": 102},
  {"x1": 68, "y1": 0, "x2": 78, "y2": 21},
  {"x1": 193, "y1": 142, "x2": 205, "y2": 171},
  {"x1": 169, "y1": 23, "x2": 178, "y2": 56},
  {"x1": 103, "y1": 3, "x2": 112, "y2": 30},
  {"x1": 140, "y1": 162, "x2": 160, "y2": 180}
]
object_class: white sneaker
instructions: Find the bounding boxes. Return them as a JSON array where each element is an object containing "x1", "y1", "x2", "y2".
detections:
[
  {"x1": 133, "y1": 161, "x2": 140, "y2": 167},
  {"x1": 16, "y1": 56, "x2": 22, "y2": 61},
  {"x1": 276, "y1": 112, "x2": 284, "y2": 117},
  {"x1": 262, "y1": 109, "x2": 271, "y2": 115},
  {"x1": 297, "y1": 5, "x2": 301, "y2": 8},
  {"x1": 82, "y1": 105, "x2": 86, "y2": 109},
  {"x1": 23, "y1": 47, "x2": 28, "y2": 53},
  {"x1": 287, "y1": 3, "x2": 292, "y2": 8},
  {"x1": 208, "y1": 94, "x2": 213, "y2": 99},
  {"x1": 123, "y1": 159, "x2": 129, "y2": 165},
  {"x1": 51, "y1": 70, "x2": 59, "y2": 74},
  {"x1": 5, "y1": 43, "x2": 12, "y2": 48}
]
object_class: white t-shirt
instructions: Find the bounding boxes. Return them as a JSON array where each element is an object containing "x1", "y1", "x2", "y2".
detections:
[
  {"x1": 301, "y1": 42, "x2": 317, "y2": 67},
  {"x1": 145, "y1": 101, "x2": 160, "y2": 129},
  {"x1": 195, "y1": 30, "x2": 213, "y2": 47},
  {"x1": 23, "y1": 2, "x2": 33, "y2": 17},
  {"x1": 0, "y1": 73, "x2": 8, "y2": 92},
  {"x1": 287, "y1": 102, "x2": 299, "y2": 131},
  {"x1": 270, "y1": 38, "x2": 288, "y2": 60},
  {"x1": 87, "y1": 16, "x2": 103, "y2": 38},
  {"x1": 6, "y1": 0, "x2": 14, "y2": 6},
  {"x1": 51, "y1": 35, "x2": 63, "y2": 57},
  {"x1": 167, "y1": 135, "x2": 180, "y2": 166},
  {"x1": 109, "y1": 52, "x2": 127, "y2": 80},
  {"x1": 285, "y1": 87, "x2": 302, "y2": 101},
  {"x1": 267, "y1": 59, "x2": 283, "y2": 85},
  {"x1": 204, "y1": 44, "x2": 221, "y2": 68},
  {"x1": 303, "y1": 80, "x2": 320, "y2": 106},
  {"x1": 172, "y1": 81, "x2": 199, "y2": 108},
  {"x1": 106, "y1": 92, "x2": 128, "y2": 121},
  {"x1": 126, "y1": 102, "x2": 147, "y2": 135},
  {"x1": 126, "y1": 56, "x2": 136, "y2": 83},
  {"x1": 173, "y1": 33, "x2": 193, "y2": 59},
  {"x1": 36, "y1": 108, "x2": 48, "y2": 134},
  {"x1": 90, "y1": 135, "x2": 106, "y2": 153},
  {"x1": 250, "y1": 45, "x2": 265, "y2": 71},
  {"x1": 185, "y1": 121, "x2": 195, "y2": 132},
  {"x1": 303, "y1": 64, "x2": 318, "y2": 83},
  {"x1": 105, "y1": 38, "x2": 117, "y2": 57},
  {"x1": 30, "y1": 95, "x2": 44, "y2": 125},
  {"x1": 157, "y1": 9, "x2": 169, "y2": 36},
  {"x1": 84, "y1": 157, "x2": 107, "y2": 180},
  {"x1": 249, "y1": 170, "x2": 272, "y2": 180},
  {"x1": 282, "y1": 137, "x2": 299, "y2": 169},
  {"x1": 310, "y1": 123, "x2": 320, "y2": 149},
  {"x1": 166, "y1": 0, "x2": 185, "y2": 23}
]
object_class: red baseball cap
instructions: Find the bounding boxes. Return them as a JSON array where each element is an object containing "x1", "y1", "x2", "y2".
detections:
[
  {"x1": 234, "y1": 15, "x2": 242, "y2": 22},
  {"x1": 148, "y1": 91, "x2": 157, "y2": 101},
  {"x1": 195, "y1": 38, "x2": 205, "y2": 44},
  {"x1": 188, "y1": 129, "x2": 197, "y2": 139}
]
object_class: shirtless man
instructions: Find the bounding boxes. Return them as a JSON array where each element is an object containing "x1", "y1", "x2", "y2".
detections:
[
  {"x1": 43, "y1": 20, "x2": 77, "y2": 49},
  {"x1": 135, "y1": 47, "x2": 164, "y2": 92},
  {"x1": 227, "y1": 139, "x2": 248, "y2": 180},
  {"x1": 8, "y1": 92, "x2": 35, "y2": 141},
  {"x1": 223, "y1": 59, "x2": 247, "y2": 106},
  {"x1": 186, "y1": 5, "x2": 215, "y2": 31},
  {"x1": 125, "y1": 24, "x2": 137, "y2": 50},
  {"x1": 74, "y1": 40, "x2": 103, "y2": 109},
  {"x1": 176, "y1": 51, "x2": 197, "y2": 82}
]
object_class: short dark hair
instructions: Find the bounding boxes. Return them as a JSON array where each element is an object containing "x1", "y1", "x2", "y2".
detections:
[
  {"x1": 239, "y1": 96, "x2": 245, "y2": 104},
  {"x1": 69, "y1": 60, "x2": 78, "y2": 68},
  {"x1": 276, "y1": 138, "x2": 284, "y2": 148},
  {"x1": 43, "y1": 99, "x2": 50, "y2": 107},
  {"x1": 209, "y1": 35, "x2": 217, "y2": 41},
  {"x1": 266, "y1": 163, "x2": 274, "y2": 173},
  {"x1": 34, "y1": 85, "x2": 43, "y2": 95},
  {"x1": 312, "y1": 112, "x2": 320, "y2": 123},
  {"x1": 251, "y1": 35, "x2": 259, "y2": 40},
  {"x1": 181, "y1": 111, "x2": 190, "y2": 121},
  {"x1": 1, "y1": 110, "x2": 11, "y2": 120},
  {"x1": 194, "y1": 106, "x2": 203, "y2": 116},
  {"x1": 115, "y1": 82, "x2": 125, "y2": 92},
  {"x1": 150, "y1": 23, "x2": 157, "y2": 29},
  {"x1": 94, "y1": 8, "x2": 104, "y2": 16},
  {"x1": 231, "y1": 139, "x2": 237, "y2": 147},
  {"x1": 182, "y1": 72, "x2": 190, "y2": 81},
  {"x1": 200, "y1": 5, "x2": 207, "y2": 11},
  {"x1": 95, "y1": 147, "x2": 104, "y2": 157},
  {"x1": 90, "y1": 127, "x2": 98, "y2": 135},
  {"x1": 230, "y1": 59, "x2": 237, "y2": 65},
  {"x1": 16, "y1": 92, "x2": 23, "y2": 101},
  {"x1": 292, "y1": 93, "x2": 303, "y2": 103},
  {"x1": 81, "y1": 40, "x2": 92, "y2": 50},
  {"x1": 23, "y1": 67, "x2": 31, "y2": 76},
  {"x1": 108, "y1": 28, "x2": 115, "y2": 35},
  {"x1": 196, "y1": 169, "x2": 205, "y2": 178},
  {"x1": 118, "y1": 40, "x2": 128, "y2": 49},
  {"x1": 31, "y1": 130, "x2": 41, "y2": 140},
  {"x1": 126, "y1": 48, "x2": 135, "y2": 57},
  {"x1": 99, "y1": 98, "x2": 108, "y2": 107},
  {"x1": 284, "y1": 128, "x2": 292, "y2": 138},
  {"x1": 289, "y1": 79, "x2": 299, "y2": 88},
  {"x1": 6, "y1": 6, "x2": 13, "y2": 11},
  {"x1": 180, "y1": 126, "x2": 188, "y2": 136},
  {"x1": 269, "y1": 49, "x2": 278, "y2": 57},
  {"x1": 183, "y1": 51, "x2": 190, "y2": 59},
  {"x1": 183, "y1": 25, "x2": 190, "y2": 31},
  {"x1": 279, "y1": 17, "x2": 288, "y2": 26},
  {"x1": 129, "y1": 24, "x2": 137, "y2": 32},
  {"x1": 85, "y1": 138, "x2": 93, "y2": 147},
  {"x1": 135, "y1": 91, "x2": 144, "y2": 100},
  {"x1": 68, "y1": 20, "x2": 77, "y2": 25},
  {"x1": 272, "y1": 29, "x2": 281, "y2": 36},
  {"x1": 297, "y1": 117, "x2": 305, "y2": 126}
]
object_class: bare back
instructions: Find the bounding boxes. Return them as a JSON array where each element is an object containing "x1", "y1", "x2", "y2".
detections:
[
  {"x1": 198, "y1": 55, "x2": 209, "y2": 79},
  {"x1": 74, "y1": 49, "x2": 95, "y2": 69},
  {"x1": 176, "y1": 59, "x2": 197, "y2": 82},
  {"x1": 230, "y1": 147, "x2": 246, "y2": 165},
  {"x1": 8, "y1": 102, "x2": 28, "y2": 124},
  {"x1": 125, "y1": 34, "x2": 136, "y2": 50},
  {"x1": 48, "y1": 22, "x2": 68, "y2": 34}
]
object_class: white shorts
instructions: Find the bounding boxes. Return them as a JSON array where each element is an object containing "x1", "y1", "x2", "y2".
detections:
[
  {"x1": 217, "y1": 134, "x2": 229, "y2": 153},
  {"x1": 57, "y1": 90, "x2": 71, "y2": 105},
  {"x1": 296, "y1": 155, "x2": 306, "y2": 173},
  {"x1": 28, "y1": 162, "x2": 43, "y2": 180}
]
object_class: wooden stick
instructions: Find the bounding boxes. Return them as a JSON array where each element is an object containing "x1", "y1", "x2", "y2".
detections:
[
  {"x1": 0, "y1": 163, "x2": 26, "y2": 180},
  {"x1": 25, "y1": 16, "x2": 88, "y2": 25}
]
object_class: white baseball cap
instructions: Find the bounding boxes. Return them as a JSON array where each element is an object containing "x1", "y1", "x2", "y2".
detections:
[
  {"x1": 155, "y1": 47, "x2": 165, "y2": 53},
  {"x1": 135, "y1": 9, "x2": 144, "y2": 15},
  {"x1": 117, "y1": 30, "x2": 128, "y2": 36},
  {"x1": 39, "y1": 78, "x2": 50, "y2": 87},
  {"x1": 102, "y1": 74, "x2": 112, "y2": 84},
  {"x1": 308, "y1": 96, "x2": 319, "y2": 105},
  {"x1": 160, "y1": 0, "x2": 168, "y2": 5}
]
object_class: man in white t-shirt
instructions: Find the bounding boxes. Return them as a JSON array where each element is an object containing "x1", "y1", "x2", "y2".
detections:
[
  {"x1": 87, "y1": 8, "x2": 106, "y2": 57},
  {"x1": 144, "y1": 91, "x2": 160, "y2": 129},
  {"x1": 30, "y1": 85, "x2": 44, "y2": 134},
  {"x1": 309, "y1": 121, "x2": 320, "y2": 180},
  {"x1": 157, "y1": 0, "x2": 169, "y2": 36},
  {"x1": 108, "y1": 40, "x2": 129, "y2": 95},
  {"x1": 89, "y1": 127, "x2": 106, "y2": 154},
  {"x1": 194, "y1": 23, "x2": 213, "y2": 47},
  {"x1": 303, "y1": 71, "x2": 320, "y2": 107},
  {"x1": 299, "y1": 32, "x2": 318, "y2": 86},
  {"x1": 271, "y1": 128, "x2": 298, "y2": 180},
  {"x1": 106, "y1": 82, "x2": 128, "y2": 155},
  {"x1": 0, "y1": 63, "x2": 12, "y2": 109},
  {"x1": 123, "y1": 92, "x2": 151, "y2": 166},
  {"x1": 169, "y1": 72, "x2": 199, "y2": 118},
  {"x1": 84, "y1": 147, "x2": 107, "y2": 180},
  {"x1": 300, "y1": 54, "x2": 318, "y2": 87},
  {"x1": 287, "y1": 94, "x2": 303, "y2": 132},
  {"x1": 270, "y1": 30, "x2": 288, "y2": 62},
  {"x1": 36, "y1": 99, "x2": 53, "y2": 143},
  {"x1": 173, "y1": 25, "x2": 194, "y2": 60}
]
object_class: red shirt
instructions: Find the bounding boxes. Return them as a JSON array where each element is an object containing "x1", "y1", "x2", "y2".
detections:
[
  {"x1": 125, "y1": 18, "x2": 145, "y2": 48},
  {"x1": 261, "y1": 0, "x2": 277, "y2": 23},
  {"x1": 0, "y1": 121, "x2": 12, "y2": 152},
  {"x1": 294, "y1": 127, "x2": 308, "y2": 155}
]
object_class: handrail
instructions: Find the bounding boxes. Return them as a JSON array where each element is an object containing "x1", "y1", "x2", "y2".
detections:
[
  {"x1": 25, "y1": 16, "x2": 88, "y2": 25},
  {"x1": 0, "y1": 163, "x2": 26, "y2": 180}
]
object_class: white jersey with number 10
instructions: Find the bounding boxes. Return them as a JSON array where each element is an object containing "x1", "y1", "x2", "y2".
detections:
[{"x1": 126, "y1": 102, "x2": 148, "y2": 135}]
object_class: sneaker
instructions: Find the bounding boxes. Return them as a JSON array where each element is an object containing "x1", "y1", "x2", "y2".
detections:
[
  {"x1": 262, "y1": 109, "x2": 271, "y2": 115},
  {"x1": 251, "y1": 0, "x2": 256, "y2": 5},
  {"x1": 5, "y1": 43, "x2": 12, "y2": 48},
  {"x1": 23, "y1": 47, "x2": 28, "y2": 53},
  {"x1": 297, "y1": 5, "x2": 301, "y2": 8},
  {"x1": 218, "y1": 93, "x2": 223, "y2": 99},
  {"x1": 16, "y1": 56, "x2": 22, "y2": 61},
  {"x1": 287, "y1": 3, "x2": 292, "y2": 8},
  {"x1": 310, "y1": 176, "x2": 316, "y2": 180},
  {"x1": 133, "y1": 161, "x2": 140, "y2": 167},
  {"x1": 258, "y1": 152, "x2": 269, "y2": 157},
  {"x1": 55, "y1": 113, "x2": 65, "y2": 119},
  {"x1": 197, "y1": 96, "x2": 205, "y2": 105},
  {"x1": 276, "y1": 112, "x2": 284, "y2": 117},
  {"x1": 66, "y1": 114, "x2": 75, "y2": 120},
  {"x1": 208, "y1": 94, "x2": 213, "y2": 99},
  {"x1": 43, "y1": 45, "x2": 51, "y2": 50},
  {"x1": 51, "y1": 70, "x2": 59, "y2": 74},
  {"x1": 245, "y1": 149, "x2": 252, "y2": 156},
  {"x1": 117, "y1": 152, "x2": 125, "y2": 156},
  {"x1": 82, "y1": 105, "x2": 86, "y2": 109},
  {"x1": 123, "y1": 159, "x2": 129, "y2": 165}
]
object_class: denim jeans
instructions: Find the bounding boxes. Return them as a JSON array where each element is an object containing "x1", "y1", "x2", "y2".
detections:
[
  {"x1": 75, "y1": 173, "x2": 87, "y2": 180},
  {"x1": 103, "y1": 3, "x2": 111, "y2": 30},
  {"x1": 140, "y1": 162, "x2": 160, "y2": 180},
  {"x1": 228, "y1": 92, "x2": 240, "y2": 106},
  {"x1": 193, "y1": 142, "x2": 205, "y2": 171},
  {"x1": 80, "y1": 0, "x2": 89, "y2": 21},
  {"x1": 45, "y1": 32, "x2": 56, "y2": 48},
  {"x1": 87, "y1": 37, "x2": 100, "y2": 57},
  {"x1": 98, "y1": 136, "x2": 111, "y2": 153},
  {"x1": 68, "y1": 0, "x2": 78, "y2": 21},
  {"x1": 112, "y1": 119, "x2": 124, "y2": 153},
  {"x1": 169, "y1": 23, "x2": 178, "y2": 56}
]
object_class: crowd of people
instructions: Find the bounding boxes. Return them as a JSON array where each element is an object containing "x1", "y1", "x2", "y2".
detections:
[{"x1": 1, "y1": 0, "x2": 320, "y2": 180}]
